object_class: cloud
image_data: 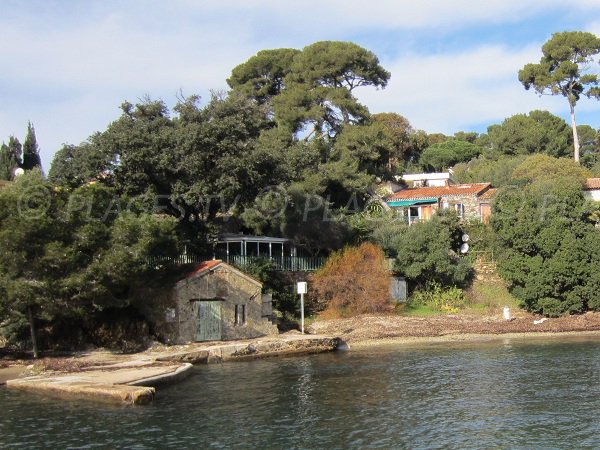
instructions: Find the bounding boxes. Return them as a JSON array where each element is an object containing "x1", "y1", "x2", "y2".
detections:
[
  {"x1": 0, "y1": 3, "x2": 260, "y2": 165},
  {"x1": 2, "y1": 0, "x2": 600, "y2": 167},
  {"x1": 180, "y1": 0, "x2": 600, "y2": 33},
  {"x1": 356, "y1": 44, "x2": 568, "y2": 134},
  {"x1": 586, "y1": 20, "x2": 600, "y2": 36},
  {"x1": 0, "y1": 11, "x2": 249, "y2": 93}
]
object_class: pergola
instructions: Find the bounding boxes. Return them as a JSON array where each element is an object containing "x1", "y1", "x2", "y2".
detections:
[{"x1": 215, "y1": 234, "x2": 297, "y2": 261}]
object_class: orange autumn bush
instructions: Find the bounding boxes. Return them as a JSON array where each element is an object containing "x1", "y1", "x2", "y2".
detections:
[{"x1": 311, "y1": 242, "x2": 392, "y2": 316}]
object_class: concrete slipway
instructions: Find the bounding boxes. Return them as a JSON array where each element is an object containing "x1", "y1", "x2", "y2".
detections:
[{"x1": 4, "y1": 333, "x2": 341, "y2": 405}]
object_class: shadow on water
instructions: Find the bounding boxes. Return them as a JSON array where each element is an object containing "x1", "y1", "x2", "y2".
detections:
[{"x1": 2, "y1": 335, "x2": 600, "y2": 449}]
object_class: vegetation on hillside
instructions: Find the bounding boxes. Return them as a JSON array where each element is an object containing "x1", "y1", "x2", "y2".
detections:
[{"x1": 2, "y1": 32, "x2": 600, "y2": 352}]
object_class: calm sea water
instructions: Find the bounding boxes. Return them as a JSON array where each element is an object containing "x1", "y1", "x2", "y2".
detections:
[{"x1": 2, "y1": 337, "x2": 600, "y2": 449}]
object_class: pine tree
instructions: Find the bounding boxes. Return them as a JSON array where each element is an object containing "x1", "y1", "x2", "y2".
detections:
[
  {"x1": 22, "y1": 122, "x2": 42, "y2": 172},
  {"x1": 0, "y1": 136, "x2": 22, "y2": 180}
]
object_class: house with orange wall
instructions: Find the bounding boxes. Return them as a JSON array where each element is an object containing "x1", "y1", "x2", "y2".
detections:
[{"x1": 386, "y1": 182, "x2": 495, "y2": 224}]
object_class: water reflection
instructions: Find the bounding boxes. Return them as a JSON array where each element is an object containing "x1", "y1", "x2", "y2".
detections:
[{"x1": 2, "y1": 337, "x2": 600, "y2": 449}]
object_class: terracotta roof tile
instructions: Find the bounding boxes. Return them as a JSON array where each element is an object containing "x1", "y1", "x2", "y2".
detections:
[
  {"x1": 178, "y1": 259, "x2": 263, "y2": 287},
  {"x1": 585, "y1": 178, "x2": 600, "y2": 189},
  {"x1": 386, "y1": 183, "x2": 491, "y2": 201},
  {"x1": 184, "y1": 260, "x2": 222, "y2": 279}
]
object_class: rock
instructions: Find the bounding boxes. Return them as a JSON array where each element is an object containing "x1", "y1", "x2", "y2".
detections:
[{"x1": 156, "y1": 350, "x2": 209, "y2": 364}]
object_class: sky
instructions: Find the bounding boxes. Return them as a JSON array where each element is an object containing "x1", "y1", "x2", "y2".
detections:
[{"x1": 2, "y1": 0, "x2": 600, "y2": 169}]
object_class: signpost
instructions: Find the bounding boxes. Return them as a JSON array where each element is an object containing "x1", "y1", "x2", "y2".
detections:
[{"x1": 297, "y1": 282, "x2": 307, "y2": 334}]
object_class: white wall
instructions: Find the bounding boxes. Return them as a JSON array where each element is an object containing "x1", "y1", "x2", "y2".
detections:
[{"x1": 584, "y1": 190, "x2": 600, "y2": 201}]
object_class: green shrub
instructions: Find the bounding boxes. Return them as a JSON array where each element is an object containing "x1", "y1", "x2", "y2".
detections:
[
  {"x1": 409, "y1": 283, "x2": 466, "y2": 314},
  {"x1": 493, "y1": 165, "x2": 600, "y2": 316},
  {"x1": 390, "y1": 212, "x2": 474, "y2": 289}
]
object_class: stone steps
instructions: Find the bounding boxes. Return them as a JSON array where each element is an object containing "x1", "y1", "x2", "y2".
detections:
[{"x1": 473, "y1": 258, "x2": 504, "y2": 283}]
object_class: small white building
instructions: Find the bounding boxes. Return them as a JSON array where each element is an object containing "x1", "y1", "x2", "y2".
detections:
[
  {"x1": 584, "y1": 178, "x2": 600, "y2": 201},
  {"x1": 400, "y1": 172, "x2": 453, "y2": 188}
]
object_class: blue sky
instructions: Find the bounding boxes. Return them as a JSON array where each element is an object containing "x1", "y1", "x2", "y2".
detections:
[{"x1": 2, "y1": 0, "x2": 600, "y2": 169}]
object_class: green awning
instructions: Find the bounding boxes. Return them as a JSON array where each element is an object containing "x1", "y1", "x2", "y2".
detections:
[{"x1": 386, "y1": 198, "x2": 437, "y2": 207}]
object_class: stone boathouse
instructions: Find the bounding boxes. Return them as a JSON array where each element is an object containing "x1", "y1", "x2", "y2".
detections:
[{"x1": 166, "y1": 260, "x2": 278, "y2": 343}]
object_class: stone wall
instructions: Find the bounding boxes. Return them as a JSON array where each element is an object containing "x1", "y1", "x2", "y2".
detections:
[{"x1": 440, "y1": 194, "x2": 482, "y2": 221}]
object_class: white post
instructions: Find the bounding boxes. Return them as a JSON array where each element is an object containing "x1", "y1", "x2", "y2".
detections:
[
  {"x1": 297, "y1": 282, "x2": 307, "y2": 334},
  {"x1": 300, "y1": 293, "x2": 305, "y2": 334}
]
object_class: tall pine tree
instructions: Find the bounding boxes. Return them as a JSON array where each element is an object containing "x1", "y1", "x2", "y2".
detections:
[
  {"x1": 22, "y1": 122, "x2": 42, "y2": 172},
  {"x1": 0, "y1": 136, "x2": 22, "y2": 180}
]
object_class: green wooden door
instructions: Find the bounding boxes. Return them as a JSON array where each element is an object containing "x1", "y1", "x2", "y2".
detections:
[{"x1": 195, "y1": 301, "x2": 222, "y2": 341}]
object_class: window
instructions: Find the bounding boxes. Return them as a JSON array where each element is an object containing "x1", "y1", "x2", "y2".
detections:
[
  {"x1": 454, "y1": 203, "x2": 465, "y2": 218},
  {"x1": 408, "y1": 206, "x2": 420, "y2": 224},
  {"x1": 235, "y1": 304, "x2": 246, "y2": 326}
]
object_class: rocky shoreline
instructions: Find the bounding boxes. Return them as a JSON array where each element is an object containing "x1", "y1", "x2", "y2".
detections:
[
  {"x1": 306, "y1": 311, "x2": 600, "y2": 344},
  {"x1": 5, "y1": 312, "x2": 600, "y2": 405}
]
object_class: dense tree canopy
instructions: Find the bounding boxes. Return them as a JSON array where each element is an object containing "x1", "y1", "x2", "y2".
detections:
[
  {"x1": 510, "y1": 153, "x2": 591, "y2": 185},
  {"x1": 0, "y1": 171, "x2": 180, "y2": 353},
  {"x1": 230, "y1": 41, "x2": 390, "y2": 139},
  {"x1": 577, "y1": 124, "x2": 600, "y2": 169},
  {"x1": 48, "y1": 140, "x2": 112, "y2": 188},
  {"x1": 372, "y1": 113, "x2": 429, "y2": 172},
  {"x1": 50, "y1": 41, "x2": 392, "y2": 255},
  {"x1": 484, "y1": 110, "x2": 572, "y2": 157},
  {"x1": 419, "y1": 139, "x2": 483, "y2": 171},
  {"x1": 359, "y1": 211, "x2": 472, "y2": 289},
  {"x1": 452, "y1": 156, "x2": 526, "y2": 188},
  {"x1": 493, "y1": 174, "x2": 600, "y2": 316},
  {"x1": 48, "y1": 94, "x2": 273, "y2": 249},
  {"x1": 279, "y1": 41, "x2": 389, "y2": 137},
  {"x1": 227, "y1": 48, "x2": 300, "y2": 106}
]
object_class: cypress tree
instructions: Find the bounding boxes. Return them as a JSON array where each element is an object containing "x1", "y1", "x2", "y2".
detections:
[
  {"x1": 22, "y1": 122, "x2": 42, "y2": 172},
  {"x1": 0, "y1": 143, "x2": 10, "y2": 180},
  {"x1": 0, "y1": 136, "x2": 22, "y2": 180}
]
